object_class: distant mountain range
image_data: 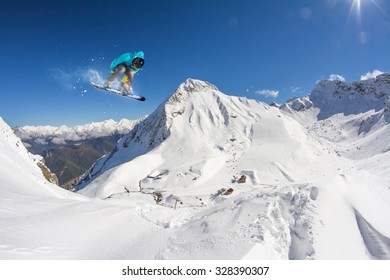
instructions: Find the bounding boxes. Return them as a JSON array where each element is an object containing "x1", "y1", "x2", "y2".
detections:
[{"x1": 14, "y1": 118, "x2": 141, "y2": 187}]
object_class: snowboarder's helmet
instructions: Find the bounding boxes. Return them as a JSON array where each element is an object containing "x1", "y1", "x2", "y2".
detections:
[{"x1": 132, "y1": 57, "x2": 144, "y2": 69}]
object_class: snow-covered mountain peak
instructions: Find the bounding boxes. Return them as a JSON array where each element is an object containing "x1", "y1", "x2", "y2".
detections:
[
  {"x1": 177, "y1": 78, "x2": 219, "y2": 94},
  {"x1": 313, "y1": 72, "x2": 390, "y2": 100},
  {"x1": 76, "y1": 79, "x2": 242, "y2": 187},
  {"x1": 165, "y1": 78, "x2": 220, "y2": 111},
  {"x1": 126, "y1": 79, "x2": 226, "y2": 149},
  {"x1": 281, "y1": 73, "x2": 390, "y2": 163},
  {"x1": 282, "y1": 73, "x2": 390, "y2": 119},
  {"x1": 77, "y1": 78, "x2": 314, "y2": 199}
]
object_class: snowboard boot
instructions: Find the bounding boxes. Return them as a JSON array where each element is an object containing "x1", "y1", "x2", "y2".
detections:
[
  {"x1": 103, "y1": 81, "x2": 112, "y2": 89},
  {"x1": 118, "y1": 83, "x2": 130, "y2": 96}
]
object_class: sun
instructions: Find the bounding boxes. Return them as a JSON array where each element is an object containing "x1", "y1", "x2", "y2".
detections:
[
  {"x1": 353, "y1": 0, "x2": 361, "y2": 7},
  {"x1": 343, "y1": 0, "x2": 389, "y2": 43},
  {"x1": 349, "y1": 0, "x2": 389, "y2": 18},
  {"x1": 349, "y1": 0, "x2": 363, "y2": 24}
]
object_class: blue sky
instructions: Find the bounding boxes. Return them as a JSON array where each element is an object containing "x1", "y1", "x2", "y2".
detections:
[{"x1": 1, "y1": 0, "x2": 389, "y2": 126}]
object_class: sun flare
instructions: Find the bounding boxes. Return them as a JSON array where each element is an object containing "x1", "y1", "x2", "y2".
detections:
[
  {"x1": 347, "y1": 0, "x2": 388, "y2": 27},
  {"x1": 350, "y1": 0, "x2": 389, "y2": 17},
  {"x1": 352, "y1": 0, "x2": 362, "y2": 14},
  {"x1": 343, "y1": 0, "x2": 389, "y2": 44}
]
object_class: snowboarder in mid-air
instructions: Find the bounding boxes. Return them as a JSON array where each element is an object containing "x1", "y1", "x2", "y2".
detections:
[
  {"x1": 103, "y1": 51, "x2": 144, "y2": 95},
  {"x1": 90, "y1": 51, "x2": 146, "y2": 101}
]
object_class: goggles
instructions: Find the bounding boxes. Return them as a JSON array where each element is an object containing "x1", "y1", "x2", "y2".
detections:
[{"x1": 132, "y1": 57, "x2": 144, "y2": 69}]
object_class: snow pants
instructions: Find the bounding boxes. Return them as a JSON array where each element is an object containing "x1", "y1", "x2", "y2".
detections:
[{"x1": 106, "y1": 64, "x2": 136, "y2": 93}]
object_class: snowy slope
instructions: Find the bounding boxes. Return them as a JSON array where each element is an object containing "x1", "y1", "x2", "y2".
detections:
[
  {"x1": 280, "y1": 74, "x2": 390, "y2": 259},
  {"x1": 0, "y1": 117, "x2": 158, "y2": 259},
  {"x1": 0, "y1": 116, "x2": 55, "y2": 198},
  {"x1": 1, "y1": 76, "x2": 390, "y2": 260}
]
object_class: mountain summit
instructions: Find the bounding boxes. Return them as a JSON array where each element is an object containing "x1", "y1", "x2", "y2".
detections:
[{"x1": 282, "y1": 73, "x2": 390, "y2": 119}]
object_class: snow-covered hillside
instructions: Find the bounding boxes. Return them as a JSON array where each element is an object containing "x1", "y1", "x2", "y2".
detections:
[
  {"x1": 0, "y1": 117, "x2": 163, "y2": 259},
  {"x1": 1, "y1": 76, "x2": 390, "y2": 260},
  {"x1": 0, "y1": 116, "x2": 53, "y2": 196}
]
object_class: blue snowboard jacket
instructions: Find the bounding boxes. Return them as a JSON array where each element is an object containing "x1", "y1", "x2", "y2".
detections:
[{"x1": 110, "y1": 51, "x2": 144, "y2": 73}]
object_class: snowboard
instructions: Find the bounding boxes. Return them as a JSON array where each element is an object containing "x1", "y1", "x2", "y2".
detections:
[{"x1": 89, "y1": 81, "x2": 146, "y2": 102}]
